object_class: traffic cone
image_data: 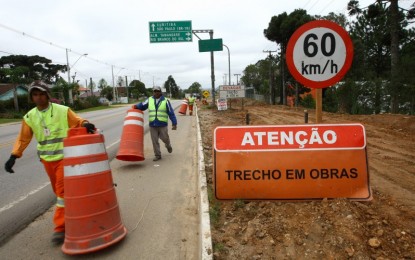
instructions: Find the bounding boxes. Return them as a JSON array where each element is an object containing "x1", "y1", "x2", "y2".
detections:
[
  {"x1": 178, "y1": 99, "x2": 188, "y2": 115},
  {"x1": 62, "y1": 127, "x2": 127, "y2": 255},
  {"x1": 116, "y1": 109, "x2": 145, "y2": 161}
]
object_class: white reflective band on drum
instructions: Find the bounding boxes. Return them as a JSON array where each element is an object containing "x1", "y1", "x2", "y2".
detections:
[
  {"x1": 124, "y1": 120, "x2": 144, "y2": 126},
  {"x1": 127, "y1": 112, "x2": 144, "y2": 118},
  {"x1": 64, "y1": 160, "x2": 110, "y2": 177},
  {"x1": 64, "y1": 143, "x2": 106, "y2": 157}
]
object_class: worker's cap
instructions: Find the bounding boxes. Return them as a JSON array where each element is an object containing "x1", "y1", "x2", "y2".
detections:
[
  {"x1": 153, "y1": 86, "x2": 162, "y2": 92},
  {"x1": 29, "y1": 81, "x2": 51, "y2": 100}
]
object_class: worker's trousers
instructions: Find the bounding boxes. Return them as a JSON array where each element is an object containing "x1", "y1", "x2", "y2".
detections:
[
  {"x1": 41, "y1": 159, "x2": 65, "y2": 233},
  {"x1": 188, "y1": 104, "x2": 194, "y2": 115},
  {"x1": 150, "y1": 126, "x2": 171, "y2": 158}
]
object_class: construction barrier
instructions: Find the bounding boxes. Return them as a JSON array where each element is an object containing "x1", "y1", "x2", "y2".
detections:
[
  {"x1": 178, "y1": 99, "x2": 188, "y2": 115},
  {"x1": 116, "y1": 109, "x2": 145, "y2": 161},
  {"x1": 62, "y1": 127, "x2": 127, "y2": 255}
]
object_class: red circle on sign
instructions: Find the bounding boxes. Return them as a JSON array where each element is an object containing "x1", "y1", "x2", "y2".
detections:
[{"x1": 286, "y1": 20, "x2": 353, "y2": 89}]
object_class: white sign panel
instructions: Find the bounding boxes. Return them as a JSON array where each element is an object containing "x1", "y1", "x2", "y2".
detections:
[
  {"x1": 217, "y1": 98, "x2": 227, "y2": 111},
  {"x1": 219, "y1": 85, "x2": 245, "y2": 99}
]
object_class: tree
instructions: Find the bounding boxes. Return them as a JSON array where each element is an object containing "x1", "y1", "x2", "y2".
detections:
[
  {"x1": 348, "y1": 0, "x2": 414, "y2": 113},
  {"x1": 264, "y1": 9, "x2": 314, "y2": 104},
  {"x1": 186, "y1": 82, "x2": 202, "y2": 94},
  {"x1": 0, "y1": 55, "x2": 66, "y2": 84},
  {"x1": 399, "y1": 28, "x2": 415, "y2": 114},
  {"x1": 129, "y1": 79, "x2": 146, "y2": 98},
  {"x1": 348, "y1": 2, "x2": 392, "y2": 114},
  {"x1": 163, "y1": 75, "x2": 180, "y2": 98},
  {"x1": 100, "y1": 86, "x2": 114, "y2": 101},
  {"x1": 98, "y1": 78, "x2": 108, "y2": 91}
]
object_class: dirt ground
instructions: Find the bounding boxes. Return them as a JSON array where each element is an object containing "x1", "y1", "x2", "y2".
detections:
[{"x1": 197, "y1": 99, "x2": 415, "y2": 260}]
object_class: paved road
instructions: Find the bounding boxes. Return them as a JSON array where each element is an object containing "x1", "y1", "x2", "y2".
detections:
[
  {"x1": 0, "y1": 106, "x2": 131, "y2": 244},
  {"x1": 0, "y1": 101, "x2": 208, "y2": 259}
]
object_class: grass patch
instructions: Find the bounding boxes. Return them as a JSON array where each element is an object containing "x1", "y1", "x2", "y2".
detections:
[
  {"x1": 0, "y1": 118, "x2": 22, "y2": 124},
  {"x1": 213, "y1": 242, "x2": 226, "y2": 253},
  {"x1": 233, "y1": 199, "x2": 245, "y2": 209},
  {"x1": 207, "y1": 186, "x2": 221, "y2": 227}
]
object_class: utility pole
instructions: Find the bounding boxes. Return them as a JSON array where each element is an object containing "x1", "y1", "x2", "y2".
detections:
[
  {"x1": 281, "y1": 51, "x2": 286, "y2": 106},
  {"x1": 111, "y1": 65, "x2": 116, "y2": 103},
  {"x1": 209, "y1": 30, "x2": 215, "y2": 106},
  {"x1": 263, "y1": 50, "x2": 277, "y2": 105},
  {"x1": 125, "y1": 75, "x2": 129, "y2": 103},
  {"x1": 90, "y1": 77, "x2": 93, "y2": 97},
  {"x1": 66, "y1": 48, "x2": 73, "y2": 105},
  {"x1": 234, "y1": 73, "x2": 241, "y2": 85}
]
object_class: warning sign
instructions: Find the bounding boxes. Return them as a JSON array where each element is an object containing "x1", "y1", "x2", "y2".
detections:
[{"x1": 213, "y1": 124, "x2": 371, "y2": 201}]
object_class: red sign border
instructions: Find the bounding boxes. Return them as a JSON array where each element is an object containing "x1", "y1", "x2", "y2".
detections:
[
  {"x1": 286, "y1": 20, "x2": 354, "y2": 89},
  {"x1": 214, "y1": 123, "x2": 366, "y2": 152}
]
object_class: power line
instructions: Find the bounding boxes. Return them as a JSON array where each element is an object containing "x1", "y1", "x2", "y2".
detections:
[
  {"x1": 0, "y1": 50, "x2": 15, "y2": 55},
  {"x1": 303, "y1": 0, "x2": 314, "y2": 10},
  {"x1": 0, "y1": 22, "x2": 138, "y2": 73},
  {"x1": 308, "y1": 0, "x2": 323, "y2": 12},
  {"x1": 317, "y1": 0, "x2": 336, "y2": 14}
]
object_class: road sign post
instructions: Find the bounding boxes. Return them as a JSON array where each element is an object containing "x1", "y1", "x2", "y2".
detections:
[
  {"x1": 149, "y1": 21, "x2": 192, "y2": 43},
  {"x1": 286, "y1": 20, "x2": 353, "y2": 123}
]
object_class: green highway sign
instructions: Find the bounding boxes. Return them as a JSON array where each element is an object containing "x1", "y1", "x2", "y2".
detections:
[
  {"x1": 149, "y1": 21, "x2": 192, "y2": 43},
  {"x1": 198, "y1": 38, "x2": 223, "y2": 52}
]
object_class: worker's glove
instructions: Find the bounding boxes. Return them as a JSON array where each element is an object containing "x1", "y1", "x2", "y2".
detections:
[
  {"x1": 83, "y1": 123, "x2": 96, "y2": 134},
  {"x1": 131, "y1": 105, "x2": 137, "y2": 109},
  {"x1": 5, "y1": 155, "x2": 17, "y2": 174},
  {"x1": 172, "y1": 125, "x2": 177, "y2": 130}
]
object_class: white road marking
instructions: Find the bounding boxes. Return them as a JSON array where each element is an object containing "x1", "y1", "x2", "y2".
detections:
[
  {"x1": 0, "y1": 142, "x2": 119, "y2": 214},
  {"x1": 0, "y1": 182, "x2": 50, "y2": 214}
]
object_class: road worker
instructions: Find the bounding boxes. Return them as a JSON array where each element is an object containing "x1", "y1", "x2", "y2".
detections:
[
  {"x1": 4, "y1": 81, "x2": 95, "y2": 245},
  {"x1": 132, "y1": 86, "x2": 177, "y2": 161},
  {"x1": 187, "y1": 94, "x2": 196, "y2": 116}
]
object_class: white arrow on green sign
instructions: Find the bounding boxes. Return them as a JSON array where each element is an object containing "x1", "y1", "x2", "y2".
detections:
[{"x1": 149, "y1": 21, "x2": 192, "y2": 43}]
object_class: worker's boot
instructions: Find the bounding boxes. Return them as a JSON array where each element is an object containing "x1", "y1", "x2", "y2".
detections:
[{"x1": 51, "y1": 232, "x2": 65, "y2": 245}]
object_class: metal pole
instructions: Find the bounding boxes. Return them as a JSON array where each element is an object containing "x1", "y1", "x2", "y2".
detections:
[
  {"x1": 125, "y1": 75, "x2": 129, "y2": 103},
  {"x1": 223, "y1": 44, "x2": 230, "y2": 86},
  {"x1": 111, "y1": 65, "x2": 116, "y2": 102},
  {"x1": 209, "y1": 30, "x2": 215, "y2": 106},
  {"x1": 263, "y1": 50, "x2": 277, "y2": 105},
  {"x1": 282, "y1": 51, "x2": 286, "y2": 105},
  {"x1": 234, "y1": 74, "x2": 241, "y2": 85},
  {"x1": 66, "y1": 48, "x2": 73, "y2": 105},
  {"x1": 90, "y1": 77, "x2": 93, "y2": 97}
]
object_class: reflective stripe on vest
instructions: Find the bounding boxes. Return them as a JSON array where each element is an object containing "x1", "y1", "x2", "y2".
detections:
[
  {"x1": 38, "y1": 137, "x2": 64, "y2": 145},
  {"x1": 149, "y1": 97, "x2": 168, "y2": 123},
  {"x1": 24, "y1": 104, "x2": 69, "y2": 162},
  {"x1": 56, "y1": 197, "x2": 64, "y2": 208},
  {"x1": 38, "y1": 149, "x2": 64, "y2": 156}
]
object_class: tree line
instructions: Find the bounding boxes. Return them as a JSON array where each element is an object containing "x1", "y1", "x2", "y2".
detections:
[{"x1": 241, "y1": 1, "x2": 415, "y2": 115}]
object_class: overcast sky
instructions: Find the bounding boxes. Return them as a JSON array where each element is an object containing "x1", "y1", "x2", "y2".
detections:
[{"x1": 1, "y1": 0, "x2": 412, "y2": 90}]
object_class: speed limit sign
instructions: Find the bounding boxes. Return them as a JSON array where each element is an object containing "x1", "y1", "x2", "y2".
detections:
[{"x1": 286, "y1": 20, "x2": 353, "y2": 89}]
